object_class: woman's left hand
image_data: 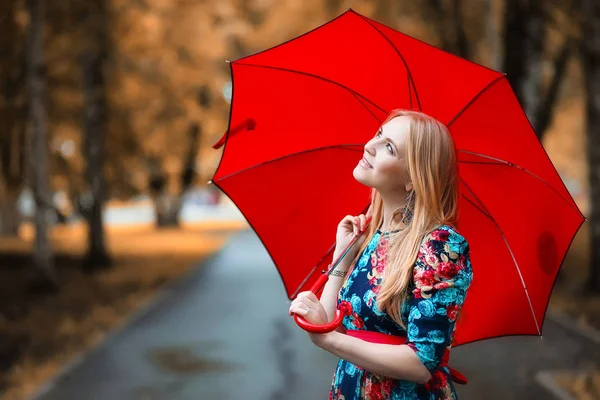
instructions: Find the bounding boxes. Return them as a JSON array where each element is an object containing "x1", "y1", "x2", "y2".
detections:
[{"x1": 289, "y1": 291, "x2": 331, "y2": 347}]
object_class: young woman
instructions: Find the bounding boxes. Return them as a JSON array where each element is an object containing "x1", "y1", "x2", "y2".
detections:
[{"x1": 289, "y1": 109, "x2": 473, "y2": 399}]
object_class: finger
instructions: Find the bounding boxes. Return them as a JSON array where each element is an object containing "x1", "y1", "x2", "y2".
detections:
[
  {"x1": 294, "y1": 295, "x2": 318, "y2": 308},
  {"x1": 299, "y1": 291, "x2": 318, "y2": 302},
  {"x1": 359, "y1": 214, "x2": 366, "y2": 232},
  {"x1": 289, "y1": 303, "x2": 310, "y2": 316}
]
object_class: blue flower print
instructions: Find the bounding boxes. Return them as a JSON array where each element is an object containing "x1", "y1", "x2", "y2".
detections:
[
  {"x1": 409, "y1": 306, "x2": 422, "y2": 321},
  {"x1": 408, "y1": 323, "x2": 419, "y2": 338},
  {"x1": 414, "y1": 342, "x2": 436, "y2": 368},
  {"x1": 344, "y1": 361, "x2": 358, "y2": 377},
  {"x1": 417, "y1": 299, "x2": 435, "y2": 317},
  {"x1": 434, "y1": 288, "x2": 460, "y2": 306},
  {"x1": 350, "y1": 294, "x2": 362, "y2": 314},
  {"x1": 427, "y1": 330, "x2": 446, "y2": 344}
]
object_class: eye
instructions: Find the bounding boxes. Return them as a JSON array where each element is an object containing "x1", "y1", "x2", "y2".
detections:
[
  {"x1": 386, "y1": 143, "x2": 394, "y2": 154},
  {"x1": 376, "y1": 130, "x2": 382, "y2": 138}
]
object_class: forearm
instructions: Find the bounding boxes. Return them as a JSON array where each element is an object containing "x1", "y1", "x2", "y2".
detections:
[
  {"x1": 320, "y1": 256, "x2": 353, "y2": 322},
  {"x1": 320, "y1": 331, "x2": 431, "y2": 384}
]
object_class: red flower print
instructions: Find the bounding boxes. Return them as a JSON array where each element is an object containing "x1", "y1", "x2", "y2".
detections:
[
  {"x1": 434, "y1": 281, "x2": 451, "y2": 290},
  {"x1": 437, "y1": 261, "x2": 460, "y2": 279},
  {"x1": 380, "y1": 379, "x2": 392, "y2": 396},
  {"x1": 457, "y1": 254, "x2": 468, "y2": 270},
  {"x1": 421, "y1": 240, "x2": 437, "y2": 257},
  {"x1": 352, "y1": 313, "x2": 365, "y2": 329},
  {"x1": 431, "y1": 230, "x2": 450, "y2": 242},
  {"x1": 415, "y1": 268, "x2": 436, "y2": 286},
  {"x1": 426, "y1": 255, "x2": 440, "y2": 269},
  {"x1": 338, "y1": 300, "x2": 352, "y2": 316},
  {"x1": 447, "y1": 304, "x2": 460, "y2": 321},
  {"x1": 365, "y1": 379, "x2": 384, "y2": 400}
]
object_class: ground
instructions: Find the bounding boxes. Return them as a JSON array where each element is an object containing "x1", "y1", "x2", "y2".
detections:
[{"x1": 0, "y1": 219, "x2": 246, "y2": 400}]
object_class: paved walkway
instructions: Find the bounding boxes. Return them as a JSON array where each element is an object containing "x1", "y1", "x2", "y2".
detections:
[{"x1": 34, "y1": 229, "x2": 599, "y2": 400}]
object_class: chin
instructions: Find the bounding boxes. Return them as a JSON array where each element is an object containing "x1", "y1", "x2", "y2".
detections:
[{"x1": 353, "y1": 166, "x2": 373, "y2": 188}]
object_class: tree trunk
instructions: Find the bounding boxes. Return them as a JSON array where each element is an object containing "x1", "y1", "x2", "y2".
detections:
[
  {"x1": 451, "y1": 0, "x2": 469, "y2": 59},
  {"x1": 534, "y1": 40, "x2": 573, "y2": 139},
  {"x1": 486, "y1": 0, "x2": 500, "y2": 70},
  {"x1": 155, "y1": 193, "x2": 182, "y2": 227},
  {"x1": 82, "y1": 0, "x2": 111, "y2": 270},
  {"x1": 0, "y1": 0, "x2": 27, "y2": 237},
  {"x1": 27, "y1": 0, "x2": 57, "y2": 286},
  {"x1": 0, "y1": 190, "x2": 21, "y2": 236},
  {"x1": 151, "y1": 123, "x2": 200, "y2": 228},
  {"x1": 503, "y1": 0, "x2": 528, "y2": 106},
  {"x1": 583, "y1": 0, "x2": 600, "y2": 293},
  {"x1": 521, "y1": 1, "x2": 545, "y2": 126}
]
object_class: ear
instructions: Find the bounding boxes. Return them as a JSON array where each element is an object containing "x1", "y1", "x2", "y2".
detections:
[{"x1": 405, "y1": 182, "x2": 414, "y2": 192}]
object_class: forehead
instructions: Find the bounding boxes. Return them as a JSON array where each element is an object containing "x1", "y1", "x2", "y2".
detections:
[{"x1": 381, "y1": 116, "x2": 410, "y2": 144}]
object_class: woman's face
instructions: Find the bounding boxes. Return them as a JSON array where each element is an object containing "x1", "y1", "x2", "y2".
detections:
[{"x1": 353, "y1": 116, "x2": 411, "y2": 193}]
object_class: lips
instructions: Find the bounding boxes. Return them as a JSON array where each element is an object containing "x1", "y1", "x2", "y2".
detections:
[{"x1": 360, "y1": 156, "x2": 372, "y2": 169}]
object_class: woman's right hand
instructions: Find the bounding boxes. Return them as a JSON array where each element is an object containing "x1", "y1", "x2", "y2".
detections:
[{"x1": 333, "y1": 213, "x2": 369, "y2": 263}]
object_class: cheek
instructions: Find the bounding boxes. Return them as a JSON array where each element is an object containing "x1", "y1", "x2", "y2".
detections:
[{"x1": 376, "y1": 159, "x2": 402, "y2": 177}]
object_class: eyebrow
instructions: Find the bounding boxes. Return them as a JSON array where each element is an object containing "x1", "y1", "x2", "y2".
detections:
[{"x1": 378, "y1": 128, "x2": 399, "y2": 155}]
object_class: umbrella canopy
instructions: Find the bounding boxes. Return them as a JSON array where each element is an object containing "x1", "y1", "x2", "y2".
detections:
[{"x1": 211, "y1": 9, "x2": 586, "y2": 345}]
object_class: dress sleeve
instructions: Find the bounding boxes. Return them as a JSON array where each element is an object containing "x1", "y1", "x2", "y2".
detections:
[{"x1": 405, "y1": 227, "x2": 473, "y2": 374}]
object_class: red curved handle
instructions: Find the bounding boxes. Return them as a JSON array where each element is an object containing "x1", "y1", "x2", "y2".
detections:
[{"x1": 293, "y1": 309, "x2": 344, "y2": 333}]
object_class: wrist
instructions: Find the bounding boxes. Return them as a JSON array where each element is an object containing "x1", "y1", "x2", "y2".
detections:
[
  {"x1": 331, "y1": 253, "x2": 354, "y2": 270},
  {"x1": 314, "y1": 330, "x2": 340, "y2": 350}
]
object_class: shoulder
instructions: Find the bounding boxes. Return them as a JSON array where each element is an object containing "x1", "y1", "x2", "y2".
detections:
[
  {"x1": 420, "y1": 224, "x2": 469, "y2": 259},
  {"x1": 414, "y1": 224, "x2": 472, "y2": 291}
]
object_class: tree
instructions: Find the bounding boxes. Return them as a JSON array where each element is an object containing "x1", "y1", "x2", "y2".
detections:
[
  {"x1": 81, "y1": 0, "x2": 111, "y2": 269},
  {"x1": 582, "y1": 0, "x2": 600, "y2": 292},
  {"x1": 0, "y1": 0, "x2": 27, "y2": 236},
  {"x1": 150, "y1": 122, "x2": 202, "y2": 227},
  {"x1": 27, "y1": 0, "x2": 57, "y2": 285},
  {"x1": 502, "y1": 0, "x2": 574, "y2": 140}
]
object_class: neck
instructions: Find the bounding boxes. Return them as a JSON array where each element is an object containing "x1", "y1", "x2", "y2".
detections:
[{"x1": 379, "y1": 188, "x2": 409, "y2": 232}]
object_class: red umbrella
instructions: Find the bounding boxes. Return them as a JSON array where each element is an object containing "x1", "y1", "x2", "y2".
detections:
[{"x1": 210, "y1": 9, "x2": 586, "y2": 345}]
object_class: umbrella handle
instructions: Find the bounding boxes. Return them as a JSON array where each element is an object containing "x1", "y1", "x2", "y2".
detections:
[
  {"x1": 292, "y1": 215, "x2": 372, "y2": 333},
  {"x1": 293, "y1": 309, "x2": 345, "y2": 334}
]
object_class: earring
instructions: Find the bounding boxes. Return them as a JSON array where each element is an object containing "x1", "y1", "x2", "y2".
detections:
[{"x1": 400, "y1": 190, "x2": 414, "y2": 225}]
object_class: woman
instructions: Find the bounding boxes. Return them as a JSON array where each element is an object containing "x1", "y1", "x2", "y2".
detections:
[{"x1": 289, "y1": 109, "x2": 473, "y2": 400}]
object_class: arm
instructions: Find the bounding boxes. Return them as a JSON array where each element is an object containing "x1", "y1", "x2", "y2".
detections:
[
  {"x1": 318, "y1": 331, "x2": 431, "y2": 383},
  {"x1": 317, "y1": 228, "x2": 472, "y2": 384},
  {"x1": 319, "y1": 250, "x2": 353, "y2": 323}
]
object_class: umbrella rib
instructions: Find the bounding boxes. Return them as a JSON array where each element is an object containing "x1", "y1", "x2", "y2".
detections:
[
  {"x1": 235, "y1": 62, "x2": 389, "y2": 116},
  {"x1": 457, "y1": 149, "x2": 582, "y2": 217},
  {"x1": 460, "y1": 178, "x2": 542, "y2": 336},
  {"x1": 350, "y1": 92, "x2": 384, "y2": 124},
  {"x1": 460, "y1": 194, "x2": 494, "y2": 221},
  {"x1": 355, "y1": 13, "x2": 421, "y2": 111},
  {"x1": 447, "y1": 75, "x2": 506, "y2": 127},
  {"x1": 214, "y1": 144, "x2": 363, "y2": 182}
]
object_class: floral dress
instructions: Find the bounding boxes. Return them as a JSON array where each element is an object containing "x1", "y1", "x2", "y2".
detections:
[{"x1": 329, "y1": 224, "x2": 473, "y2": 400}]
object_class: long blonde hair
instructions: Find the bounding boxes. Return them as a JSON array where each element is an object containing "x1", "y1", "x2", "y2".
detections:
[{"x1": 346, "y1": 109, "x2": 460, "y2": 328}]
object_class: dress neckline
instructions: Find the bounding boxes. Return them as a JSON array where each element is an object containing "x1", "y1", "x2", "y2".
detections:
[{"x1": 376, "y1": 227, "x2": 403, "y2": 236}]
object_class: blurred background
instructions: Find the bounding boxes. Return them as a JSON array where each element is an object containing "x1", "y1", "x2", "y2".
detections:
[{"x1": 0, "y1": 0, "x2": 599, "y2": 399}]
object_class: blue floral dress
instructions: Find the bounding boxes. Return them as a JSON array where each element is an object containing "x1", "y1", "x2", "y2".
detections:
[{"x1": 329, "y1": 224, "x2": 472, "y2": 400}]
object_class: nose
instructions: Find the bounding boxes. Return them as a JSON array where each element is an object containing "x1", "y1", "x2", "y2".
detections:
[{"x1": 364, "y1": 137, "x2": 376, "y2": 156}]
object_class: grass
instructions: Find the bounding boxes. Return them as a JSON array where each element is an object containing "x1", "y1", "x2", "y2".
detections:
[
  {"x1": 0, "y1": 219, "x2": 247, "y2": 400},
  {"x1": 555, "y1": 369, "x2": 600, "y2": 400}
]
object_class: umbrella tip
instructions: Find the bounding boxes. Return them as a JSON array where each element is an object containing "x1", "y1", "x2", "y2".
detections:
[
  {"x1": 207, "y1": 180, "x2": 213, "y2": 185},
  {"x1": 225, "y1": 60, "x2": 231, "y2": 63}
]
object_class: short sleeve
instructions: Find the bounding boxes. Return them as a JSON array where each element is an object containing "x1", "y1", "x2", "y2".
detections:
[{"x1": 406, "y1": 227, "x2": 473, "y2": 374}]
